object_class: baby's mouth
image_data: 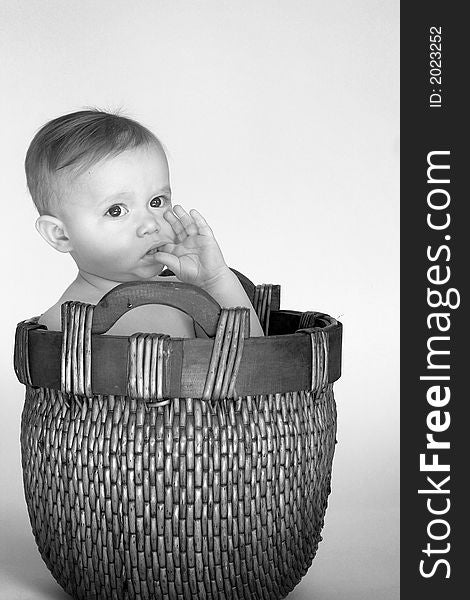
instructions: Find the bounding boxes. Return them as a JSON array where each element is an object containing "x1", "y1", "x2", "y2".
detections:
[{"x1": 144, "y1": 241, "x2": 168, "y2": 257}]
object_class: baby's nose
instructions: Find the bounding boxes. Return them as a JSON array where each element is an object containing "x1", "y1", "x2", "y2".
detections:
[{"x1": 136, "y1": 212, "x2": 160, "y2": 237}]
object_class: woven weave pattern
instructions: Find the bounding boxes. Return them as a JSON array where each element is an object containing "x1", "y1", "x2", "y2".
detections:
[{"x1": 21, "y1": 386, "x2": 336, "y2": 600}]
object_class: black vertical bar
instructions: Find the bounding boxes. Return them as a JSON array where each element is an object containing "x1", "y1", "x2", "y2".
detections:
[{"x1": 401, "y1": 2, "x2": 467, "y2": 598}]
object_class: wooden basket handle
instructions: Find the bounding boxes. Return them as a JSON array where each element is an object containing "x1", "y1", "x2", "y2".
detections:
[
  {"x1": 163, "y1": 267, "x2": 257, "y2": 301},
  {"x1": 91, "y1": 281, "x2": 222, "y2": 336}
]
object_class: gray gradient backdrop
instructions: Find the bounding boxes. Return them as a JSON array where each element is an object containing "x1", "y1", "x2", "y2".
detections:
[{"x1": 1, "y1": 1, "x2": 399, "y2": 598}]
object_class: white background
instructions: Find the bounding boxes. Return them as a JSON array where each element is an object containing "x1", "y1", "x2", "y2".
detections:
[{"x1": 0, "y1": 1, "x2": 399, "y2": 598}]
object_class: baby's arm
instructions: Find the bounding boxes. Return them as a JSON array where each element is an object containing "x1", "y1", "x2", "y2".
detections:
[
  {"x1": 154, "y1": 206, "x2": 264, "y2": 337},
  {"x1": 200, "y1": 269, "x2": 264, "y2": 337}
]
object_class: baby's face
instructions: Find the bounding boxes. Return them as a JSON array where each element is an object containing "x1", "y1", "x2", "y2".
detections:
[{"x1": 56, "y1": 144, "x2": 176, "y2": 282}]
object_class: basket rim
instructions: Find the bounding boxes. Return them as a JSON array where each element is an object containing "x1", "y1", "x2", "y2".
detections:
[{"x1": 15, "y1": 309, "x2": 342, "y2": 397}]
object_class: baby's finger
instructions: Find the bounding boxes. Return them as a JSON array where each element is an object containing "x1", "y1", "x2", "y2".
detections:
[
  {"x1": 189, "y1": 209, "x2": 214, "y2": 237},
  {"x1": 173, "y1": 205, "x2": 198, "y2": 236},
  {"x1": 164, "y1": 210, "x2": 186, "y2": 241},
  {"x1": 158, "y1": 243, "x2": 177, "y2": 254},
  {"x1": 151, "y1": 251, "x2": 180, "y2": 276}
]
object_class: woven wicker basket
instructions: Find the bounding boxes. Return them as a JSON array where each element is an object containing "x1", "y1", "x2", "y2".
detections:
[{"x1": 14, "y1": 272, "x2": 342, "y2": 600}]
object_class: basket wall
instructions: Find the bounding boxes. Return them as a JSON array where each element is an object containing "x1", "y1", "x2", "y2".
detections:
[{"x1": 21, "y1": 386, "x2": 337, "y2": 600}]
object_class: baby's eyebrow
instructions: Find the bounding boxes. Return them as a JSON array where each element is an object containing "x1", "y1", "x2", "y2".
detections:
[
  {"x1": 101, "y1": 187, "x2": 172, "y2": 204},
  {"x1": 101, "y1": 191, "x2": 132, "y2": 203}
]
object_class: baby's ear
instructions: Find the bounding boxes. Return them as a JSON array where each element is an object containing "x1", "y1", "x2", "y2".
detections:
[{"x1": 35, "y1": 215, "x2": 73, "y2": 253}]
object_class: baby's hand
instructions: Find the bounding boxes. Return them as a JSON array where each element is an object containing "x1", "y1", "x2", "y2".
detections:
[{"x1": 155, "y1": 205, "x2": 230, "y2": 288}]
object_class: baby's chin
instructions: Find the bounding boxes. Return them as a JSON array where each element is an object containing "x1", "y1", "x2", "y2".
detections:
[{"x1": 124, "y1": 263, "x2": 168, "y2": 281}]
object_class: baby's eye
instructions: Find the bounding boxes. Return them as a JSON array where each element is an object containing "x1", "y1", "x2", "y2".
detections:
[
  {"x1": 105, "y1": 204, "x2": 128, "y2": 218},
  {"x1": 149, "y1": 196, "x2": 166, "y2": 208}
]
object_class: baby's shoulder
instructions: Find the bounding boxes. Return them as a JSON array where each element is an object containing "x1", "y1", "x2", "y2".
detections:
[{"x1": 37, "y1": 280, "x2": 102, "y2": 331}]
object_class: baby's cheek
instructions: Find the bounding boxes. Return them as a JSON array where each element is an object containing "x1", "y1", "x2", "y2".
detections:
[{"x1": 87, "y1": 244, "x2": 123, "y2": 268}]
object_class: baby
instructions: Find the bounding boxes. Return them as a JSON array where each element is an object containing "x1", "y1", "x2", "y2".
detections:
[{"x1": 25, "y1": 110, "x2": 263, "y2": 338}]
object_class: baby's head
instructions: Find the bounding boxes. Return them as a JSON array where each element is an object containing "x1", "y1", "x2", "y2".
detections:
[{"x1": 26, "y1": 110, "x2": 176, "y2": 282}]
